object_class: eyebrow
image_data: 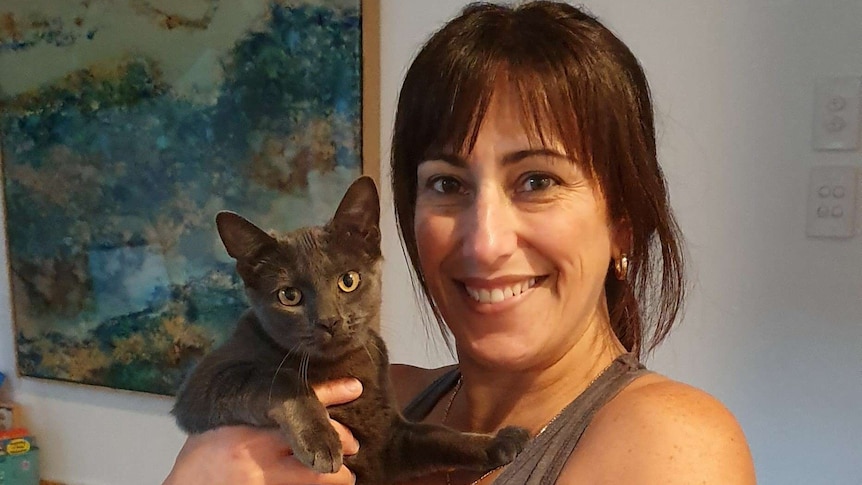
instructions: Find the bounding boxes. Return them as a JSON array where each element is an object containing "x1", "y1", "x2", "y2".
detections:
[{"x1": 421, "y1": 148, "x2": 569, "y2": 167}]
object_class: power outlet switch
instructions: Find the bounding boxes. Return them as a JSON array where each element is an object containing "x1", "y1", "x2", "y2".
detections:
[
  {"x1": 812, "y1": 76, "x2": 861, "y2": 151},
  {"x1": 806, "y1": 166, "x2": 858, "y2": 238}
]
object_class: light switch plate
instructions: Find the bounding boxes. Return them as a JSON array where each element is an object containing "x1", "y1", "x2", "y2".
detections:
[
  {"x1": 812, "y1": 76, "x2": 861, "y2": 151},
  {"x1": 806, "y1": 166, "x2": 858, "y2": 238}
]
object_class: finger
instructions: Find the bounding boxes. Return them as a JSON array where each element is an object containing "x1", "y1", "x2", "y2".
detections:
[
  {"x1": 330, "y1": 419, "x2": 360, "y2": 455},
  {"x1": 313, "y1": 378, "x2": 363, "y2": 406},
  {"x1": 315, "y1": 466, "x2": 356, "y2": 485},
  {"x1": 266, "y1": 459, "x2": 356, "y2": 485}
]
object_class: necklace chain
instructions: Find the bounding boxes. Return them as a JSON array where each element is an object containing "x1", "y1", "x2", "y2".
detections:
[
  {"x1": 441, "y1": 357, "x2": 621, "y2": 485},
  {"x1": 441, "y1": 377, "x2": 462, "y2": 426},
  {"x1": 443, "y1": 378, "x2": 501, "y2": 485}
]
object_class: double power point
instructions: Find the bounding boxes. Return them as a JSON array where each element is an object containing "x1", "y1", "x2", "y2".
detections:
[{"x1": 806, "y1": 166, "x2": 859, "y2": 238}]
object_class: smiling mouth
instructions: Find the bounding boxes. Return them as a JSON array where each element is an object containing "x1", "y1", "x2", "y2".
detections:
[{"x1": 463, "y1": 277, "x2": 542, "y2": 304}]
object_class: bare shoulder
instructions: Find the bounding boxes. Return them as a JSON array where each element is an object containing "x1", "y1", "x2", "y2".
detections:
[
  {"x1": 389, "y1": 363, "x2": 457, "y2": 410},
  {"x1": 562, "y1": 373, "x2": 756, "y2": 484}
]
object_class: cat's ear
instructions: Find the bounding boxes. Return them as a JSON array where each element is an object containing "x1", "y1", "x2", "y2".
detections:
[
  {"x1": 216, "y1": 211, "x2": 277, "y2": 261},
  {"x1": 331, "y1": 176, "x2": 380, "y2": 245}
]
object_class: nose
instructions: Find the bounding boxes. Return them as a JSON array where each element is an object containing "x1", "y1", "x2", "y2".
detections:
[
  {"x1": 316, "y1": 317, "x2": 341, "y2": 333},
  {"x1": 459, "y1": 185, "x2": 517, "y2": 267}
]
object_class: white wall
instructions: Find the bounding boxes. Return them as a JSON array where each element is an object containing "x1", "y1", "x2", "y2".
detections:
[{"x1": 0, "y1": 1, "x2": 859, "y2": 484}]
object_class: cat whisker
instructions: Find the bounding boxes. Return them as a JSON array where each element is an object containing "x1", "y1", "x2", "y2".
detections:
[
  {"x1": 366, "y1": 334, "x2": 383, "y2": 356},
  {"x1": 301, "y1": 352, "x2": 310, "y2": 388},
  {"x1": 267, "y1": 351, "x2": 291, "y2": 406},
  {"x1": 362, "y1": 343, "x2": 375, "y2": 367},
  {"x1": 268, "y1": 344, "x2": 302, "y2": 405}
]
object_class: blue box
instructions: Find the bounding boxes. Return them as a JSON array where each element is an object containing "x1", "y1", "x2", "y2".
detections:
[{"x1": 0, "y1": 436, "x2": 39, "y2": 485}]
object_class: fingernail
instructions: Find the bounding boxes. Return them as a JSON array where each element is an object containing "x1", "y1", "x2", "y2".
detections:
[{"x1": 345, "y1": 379, "x2": 362, "y2": 393}]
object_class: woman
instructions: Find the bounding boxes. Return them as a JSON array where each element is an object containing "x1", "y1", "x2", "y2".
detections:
[{"x1": 164, "y1": 2, "x2": 755, "y2": 484}]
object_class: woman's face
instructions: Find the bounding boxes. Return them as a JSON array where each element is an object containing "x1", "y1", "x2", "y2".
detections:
[{"x1": 414, "y1": 89, "x2": 621, "y2": 370}]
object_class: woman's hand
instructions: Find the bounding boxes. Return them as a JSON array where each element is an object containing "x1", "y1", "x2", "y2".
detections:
[{"x1": 162, "y1": 378, "x2": 363, "y2": 485}]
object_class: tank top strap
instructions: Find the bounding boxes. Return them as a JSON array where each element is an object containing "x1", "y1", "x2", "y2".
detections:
[
  {"x1": 495, "y1": 353, "x2": 650, "y2": 484},
  {"x1": 401, "y1": 367, "x2": 461, "y2": 422}
]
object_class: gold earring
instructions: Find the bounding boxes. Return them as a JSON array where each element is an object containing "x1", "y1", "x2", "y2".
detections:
[{"x1": 614, "y1": 254, "x2": 629, "y2": 281}]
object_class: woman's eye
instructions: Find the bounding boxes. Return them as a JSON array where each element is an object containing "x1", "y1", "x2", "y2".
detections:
[
  {"x1": 518, "y1": 173, "x2": 557, "y2": 192},
  {"x1": 338, "y1": 271, "x2": 361, "y2": 292},
  {"x1": 429, "y1": 176, "x2": 463, "y2": 194},
  {"x1": 277, "y1": 287, "x2": 302, "y2": 306}
]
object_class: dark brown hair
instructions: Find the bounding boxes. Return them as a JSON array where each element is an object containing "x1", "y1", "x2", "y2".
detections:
[{"x1": 390, "y1": 1, "x2": 685, "y2": 358}]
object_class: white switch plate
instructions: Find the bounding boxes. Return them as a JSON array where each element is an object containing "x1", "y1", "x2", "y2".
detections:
[
  {"x1": 812, "y1": 76, "x2": 861, "y2": 151},
  {"x1": 806, "y1": 166, "x2": 858, "y2": 238}
]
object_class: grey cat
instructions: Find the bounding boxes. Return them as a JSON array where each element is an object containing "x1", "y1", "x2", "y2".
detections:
[{"x1": 172, "y1": 176, "x2": 529, "y2": 484}]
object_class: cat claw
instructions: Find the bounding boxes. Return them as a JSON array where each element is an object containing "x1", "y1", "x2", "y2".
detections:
[
  {"x1": 291, "y1": 425, "x2": 344, "y2": 473},
  {"x1": 295, "y1": 446, "x2": 343, "y2": 474}
]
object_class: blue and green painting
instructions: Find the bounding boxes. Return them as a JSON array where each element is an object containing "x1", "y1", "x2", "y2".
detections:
[{"x1": 0, "y1": 0, "x2": 363, "y2": 395}]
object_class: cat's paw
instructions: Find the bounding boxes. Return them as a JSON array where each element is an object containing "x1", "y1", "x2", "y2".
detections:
[
  {"x1": 486, "y1": 426, "x2": 530, "y2": 466},
  {"x1": 268, "y1": 401, "x2": 344, "y2": 473},
  {"x1": 291, "y1": 423, "x2": 344, "y2": 473}
]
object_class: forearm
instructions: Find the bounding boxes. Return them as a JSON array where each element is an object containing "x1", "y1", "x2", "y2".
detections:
[{"x1": 162, "y1": 423, "x2": 361, "y2": 485}]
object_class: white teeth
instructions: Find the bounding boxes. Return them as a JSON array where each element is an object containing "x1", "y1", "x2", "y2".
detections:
[{"x1": 465, "y1": 278, "x2": 537, "y2": 304}]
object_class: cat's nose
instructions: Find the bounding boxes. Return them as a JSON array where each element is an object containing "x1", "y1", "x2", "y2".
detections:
[{"x1": 317, "y1": 318, "x2": 341, "y2": 333}]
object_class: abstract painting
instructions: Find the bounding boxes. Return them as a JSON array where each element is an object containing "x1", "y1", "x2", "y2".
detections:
[{"x1": 0, "y1": 0, "x2": 364, "y2": 395}]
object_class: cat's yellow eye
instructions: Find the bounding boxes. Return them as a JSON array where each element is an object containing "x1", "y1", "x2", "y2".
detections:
[
  {"x1": 277, "y1": 287, "x2": 302, "y2": 306},
  {"x1": 338, "y1": 271, "x2": 360, "y2": 293}
]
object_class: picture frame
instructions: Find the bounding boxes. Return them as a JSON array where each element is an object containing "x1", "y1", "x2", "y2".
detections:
[{"x1": 0, "y1": 0, "x2": 378, "y2": 395}]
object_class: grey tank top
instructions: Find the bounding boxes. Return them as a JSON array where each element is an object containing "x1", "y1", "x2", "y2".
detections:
[{"x1": 401, "y1": 353, "x2": 650, "y2": 485}]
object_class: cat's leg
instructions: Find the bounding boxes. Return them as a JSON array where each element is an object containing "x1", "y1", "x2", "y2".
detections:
[
  {"x1": 268, "y1": 394, "x2": 343, "y2": 474},
  {"x1": 173, "y1": 360, "x2": 284, "y2": 432},
  {"x1": 381, "y1": 421, "x2": 530, "y2": 482},
  {"x1": 174, "y1": 357, "x2": 342, "y2": 474}
]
